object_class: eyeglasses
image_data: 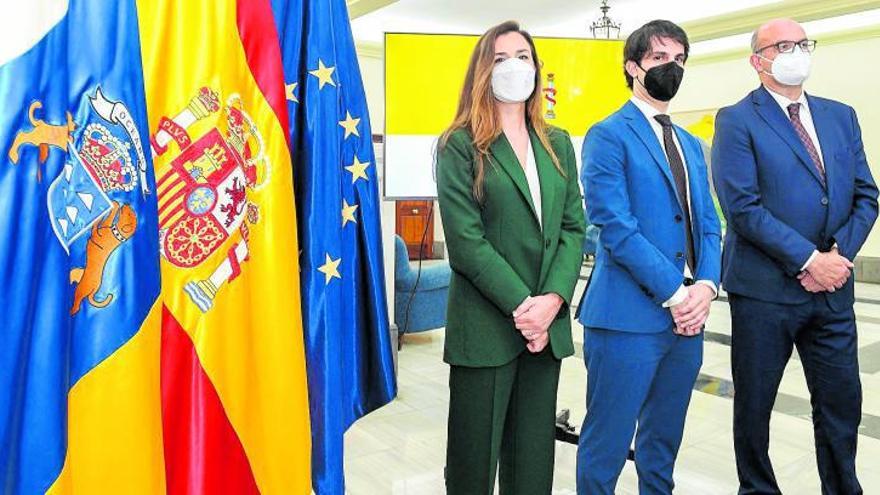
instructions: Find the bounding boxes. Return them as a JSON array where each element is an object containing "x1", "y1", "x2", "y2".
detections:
[{"x1": 754, "y1": 39, "x2": 817, "y2": 55}]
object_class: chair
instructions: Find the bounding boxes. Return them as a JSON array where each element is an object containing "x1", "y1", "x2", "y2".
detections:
[{"x1": 394, "y1": 235, "x2": 451, "y2": 334}]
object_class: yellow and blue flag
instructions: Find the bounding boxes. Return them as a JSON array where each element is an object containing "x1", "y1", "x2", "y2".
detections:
[
  {"x1": 0, "y1": 0, "x2": 164, "y2": 493},
  {"x1": 270, "y1": 0, "x2": 397, "y2": 492}
]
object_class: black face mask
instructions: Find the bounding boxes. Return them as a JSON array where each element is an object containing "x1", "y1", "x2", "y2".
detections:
[{"x1": 636, "y1": 61, "x2": 684, "y2": 102}]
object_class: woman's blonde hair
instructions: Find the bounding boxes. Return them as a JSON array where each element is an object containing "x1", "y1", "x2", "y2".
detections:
[{"x1": 439, "y1": 20, "x2": 563, "y2": 202}]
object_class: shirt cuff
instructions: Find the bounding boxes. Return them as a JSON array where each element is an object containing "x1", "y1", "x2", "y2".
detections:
[
  {"x1": 662, "y1": 284, "x2": 689, "y2": 308},
  {"x1": 695, "y1": 280, "x2": 718, "y2": 300},
  {"x1": 800, "y1": 250, "x2": 820, "y2": 272}
]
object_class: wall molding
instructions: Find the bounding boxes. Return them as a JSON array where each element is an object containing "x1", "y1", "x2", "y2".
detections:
[
  {"x1": 689, "y1": 23, "x2": 880, "y2": 66},
  {"x1": 681, "y1": 0, "x2": 880, "y2": 42},
  {"x1": 346, "y1": 0, "x2": 398, "y2": 20},
  {"x1": 356, "y1": 40, "x2": 383, "y2": 59}
]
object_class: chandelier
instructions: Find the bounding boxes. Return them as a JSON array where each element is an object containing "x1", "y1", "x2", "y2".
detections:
[{"x1": 590, "y1": 0, "x2": 621, "y2": 39}]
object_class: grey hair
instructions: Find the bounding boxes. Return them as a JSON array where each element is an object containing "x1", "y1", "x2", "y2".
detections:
[{"x1": 750, "y1": 29, "x2": 759, "y2": 52}]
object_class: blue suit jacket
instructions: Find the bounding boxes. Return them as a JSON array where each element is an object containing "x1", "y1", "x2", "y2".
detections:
[
  {"x1": 577, "y1": 101, "x2": 722, "y2": 332},
  {"x1": 711, "y1": 87, "x2": 878, "y2": 309}
]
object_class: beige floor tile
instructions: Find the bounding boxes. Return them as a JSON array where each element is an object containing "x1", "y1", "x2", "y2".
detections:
[{"x1": 345, "y1": 279, "x2": 880, "y2": 494}]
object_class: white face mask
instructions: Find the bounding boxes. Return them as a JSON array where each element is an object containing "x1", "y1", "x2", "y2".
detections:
[
  {"x1": 491, "y1": 57, "x2": 536, "y2": 103},
  {"x1": 760, "y1": 46, "x2": 812, "y2": 86}
]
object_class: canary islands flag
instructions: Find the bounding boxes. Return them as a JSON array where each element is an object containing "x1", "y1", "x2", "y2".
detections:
[{"x1": 0, "y1": 0, "x2": 164, "y2": 493}]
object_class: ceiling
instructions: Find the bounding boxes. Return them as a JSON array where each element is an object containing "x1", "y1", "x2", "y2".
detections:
[
  {"x1": 351, "y1": 0, "x2": 780, "y2": 43},
  {"x1": 350, "y1": 0, "x2": 880, "y2": 56}
]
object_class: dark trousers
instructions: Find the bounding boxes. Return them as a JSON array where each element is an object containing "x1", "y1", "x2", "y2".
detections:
[
  {"x1": 729, "y1": 293, "x2": 862, "y2": 495},
  {"x1": 446, "y1": 349, "x2": 561, "y2": 495}
]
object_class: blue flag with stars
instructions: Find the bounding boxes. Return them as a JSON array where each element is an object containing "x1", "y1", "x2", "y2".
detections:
[{"x1": 270, "y1": 0, "x2": 397, "y2": 493}]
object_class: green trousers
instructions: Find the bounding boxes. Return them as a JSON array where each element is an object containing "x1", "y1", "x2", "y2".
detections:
[{"x1": 445, "y1": 349, "x2": 562, "y2": 494}]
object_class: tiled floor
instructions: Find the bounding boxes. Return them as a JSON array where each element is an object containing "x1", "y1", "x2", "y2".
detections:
[{"x1": 344, "y1": 264, "x2": 880, "y2": 494}]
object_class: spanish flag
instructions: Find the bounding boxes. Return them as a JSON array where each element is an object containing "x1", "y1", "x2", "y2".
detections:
[{"x1": 138, "y1": 0, "x2": 311, "y2": 492}]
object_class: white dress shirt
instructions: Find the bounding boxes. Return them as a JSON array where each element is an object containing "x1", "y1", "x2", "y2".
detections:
[
  {"x1": 763, "y1": 86, "x2": 828, "y2": 271},
  {"x1": 629, "y1": 96, "x2": 718, "y2": 307},
  {"x1": 524, "y1": 139, "x2": 542, "y2": 230}
]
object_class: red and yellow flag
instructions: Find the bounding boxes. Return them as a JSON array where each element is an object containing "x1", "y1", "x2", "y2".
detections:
[{"x1": 137, "y1": 0, "x2": 311, "y2": 492}]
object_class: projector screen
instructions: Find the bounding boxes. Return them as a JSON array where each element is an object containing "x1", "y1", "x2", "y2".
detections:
[{"x1": 384, "y1": 32, "x2": 630, "y2": 199}]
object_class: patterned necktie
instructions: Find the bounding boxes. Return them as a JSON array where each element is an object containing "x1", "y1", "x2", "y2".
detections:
[
  {"x1": 787, "y1": 103, "x2": 826, "y2": 184},
  {"x1": 654, "y1": 114, "x2": 696, "y2": 273}
]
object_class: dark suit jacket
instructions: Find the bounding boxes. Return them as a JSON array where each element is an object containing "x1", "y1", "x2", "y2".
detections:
[
  {"x1": 436, "y1": 126, "x2": 585, "y2": 367},
  {"x1": 712, "y1": 86, "x2": 878, "y2": 309}
]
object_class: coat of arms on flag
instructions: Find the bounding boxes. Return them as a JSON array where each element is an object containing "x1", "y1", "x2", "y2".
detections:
[
  {"x1": 7, "y1": 86, "x2": 148, "y2": 255},
  {"x1": 6, "y1": 86, "x2": 149, "y2": 316},
  {"x1": 152, "y1": 87, "x2": 270, "y2": 313}
]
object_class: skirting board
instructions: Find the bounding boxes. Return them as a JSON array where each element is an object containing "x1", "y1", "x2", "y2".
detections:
[
  {"x1": 855, "y1": 256, "x2": 880, "y2": 283},
  {"x1": 432, "y1": 241, "x2": 446, "y2": 260},
  {"x1": 389, "y1": 323, "x2": 398, "y2": 377}
]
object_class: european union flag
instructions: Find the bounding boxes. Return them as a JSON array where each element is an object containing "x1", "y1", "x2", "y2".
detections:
[
  {"x1": 271, "y1": 0, "x2": 398, "y2": 492},
  {"x1": 0, "y1": 0, "x2": 160, "y2": 492}
]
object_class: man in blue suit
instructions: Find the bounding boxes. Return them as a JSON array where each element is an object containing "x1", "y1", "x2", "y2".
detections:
[
  {"x1": 712, "y1": 19, "x2": 878, "y2": 495},
  {"x1": 576, "y1": 20, "x2": 722, "y2": 494}
]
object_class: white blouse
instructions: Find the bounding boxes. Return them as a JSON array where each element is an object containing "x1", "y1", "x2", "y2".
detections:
[{"x1": 524, "y1": 140, "x2": 542, "y2": 230}]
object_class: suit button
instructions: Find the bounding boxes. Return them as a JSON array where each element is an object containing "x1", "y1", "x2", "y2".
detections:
[
  {"x1": 676, "y1": 252, "x2": 684, "y2": 259},
  {"x1": 674, "y1": 215, "x2": 683, "y2": 223},
  {"x1": 821, "y1": 197, "x2": 829, "y2": 206},
  {"x1": 545, "y1": 239, "x2": 551, "y2": 249}
]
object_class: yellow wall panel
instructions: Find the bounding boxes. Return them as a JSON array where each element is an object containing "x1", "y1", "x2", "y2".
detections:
[{"x1": 385, "y1": 33, "x2": 630, "y2": 137}]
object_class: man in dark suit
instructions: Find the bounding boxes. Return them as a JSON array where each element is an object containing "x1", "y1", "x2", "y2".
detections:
[
  {"x1": 577, "y1": 20, "x2": 722, "y2": 494},
  {"x1": 712, "y1": 18, "x2": 878, "y2": 495}
]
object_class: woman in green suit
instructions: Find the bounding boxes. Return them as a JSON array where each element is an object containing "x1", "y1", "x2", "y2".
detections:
[{"x1": 436, "y1": 20, "x2": 586, "y2": 495}]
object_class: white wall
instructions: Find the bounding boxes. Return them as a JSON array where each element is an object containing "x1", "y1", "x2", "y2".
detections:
[
  {"x1": 358, "y1": 52, "x2": 396, "y2": 319},
  {"x1": 674, "y1": 35, "x2": 880, "y2": 257},
  {"x1": 359, "y1": 54, "x2": 385, "y2": 134}
]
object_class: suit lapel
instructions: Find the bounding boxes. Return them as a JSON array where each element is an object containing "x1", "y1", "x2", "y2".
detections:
[
  {"x1": 622, "y1": 101, "x2": 679, "y2": 198},
  {"x1": 808, "y1": 94, "x2": 837, "y2": 202},
  {"x1": 490, "y1": 132, "x2": 539, "y2": 226},
  {"x1": 674, "y1": 127, "x2": 704, "y2": 240},
  {"x1": 752, "y1": 87, "x2": 826, "y2": 188}
]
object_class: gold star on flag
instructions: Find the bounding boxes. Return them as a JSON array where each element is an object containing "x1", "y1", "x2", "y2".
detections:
[
  {"x1": 309, "y1": 60, "x2": 336, "y2": 90},
  {"x1": 285, "y1": 82, "x2": 298, "y2": 103},
  {"x1": 342, "y1": 199, "x2": 359, "y2": 227},
  {"x1": 317, "y1": 253, "x2": 341, "y2": 284},
  {"x1": 338, "y1": 111, "x2": 360, "y2": 139},
  {"x1": 345, "y1": 156, "x2": 370, "y2": 184}
]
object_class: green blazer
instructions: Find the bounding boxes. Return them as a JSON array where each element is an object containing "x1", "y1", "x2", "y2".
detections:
[{"x1": 436, "y1": 126, "x2": 586, "y2": 367}]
